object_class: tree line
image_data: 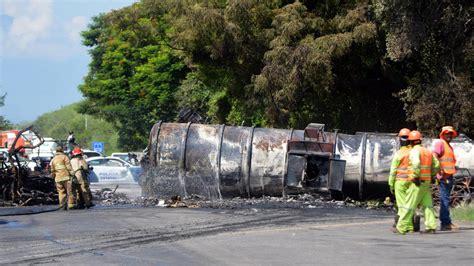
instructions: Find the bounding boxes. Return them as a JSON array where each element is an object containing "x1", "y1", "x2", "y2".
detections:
[
  {"x1": 34, "y1": 104, "x2": 120, "y2": 155},
  {"x1": 79, "y1": 0, "x2": 473, "y2": 150},
  {"x1": 0, "y1": 94, "x2": 12, "y2": 130}
]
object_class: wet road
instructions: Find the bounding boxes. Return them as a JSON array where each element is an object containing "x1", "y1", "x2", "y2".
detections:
[{"x1": 0, "y1": 205, "x2": 473, "y2": 265}]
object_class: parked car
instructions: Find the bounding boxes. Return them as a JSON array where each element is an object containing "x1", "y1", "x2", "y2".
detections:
[
  {"x1": 110, "y1": 152, "x2": 142, "y2": 165},
  {"x1": 86, "y1": 157, "x2": 142, "y2": 183},
  {"x1": 82, "y1": 150, "x2": 103, "y2": 159}
]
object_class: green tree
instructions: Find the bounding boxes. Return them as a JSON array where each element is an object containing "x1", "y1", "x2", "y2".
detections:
[
  {"x1": 79, "y1": 2, "x2": 187, "y2": 150},
  {"x1": 34, "y1": 103, "x2": 120, "y2": 155},
  {"x1": 377, "y1": 0, "x2": 473, "y2": 137},
  {"x1": 79, "y1": 0, "x2": 472, "y2": 140},
  {"x1": 0, "y1": 93, "x2": 12, "y2": 130},
  {"x1": 168, "y1": 0, "x2": 278, "y2": 125},
  {"x1": 252, "y1": 1, "x2": 410, "y2": 131}
]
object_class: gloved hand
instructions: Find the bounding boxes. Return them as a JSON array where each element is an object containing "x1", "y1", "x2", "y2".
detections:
[
  {"x1": 389, "y1": 186, "x2": 394, "y2": 194},
  {"x1": 414, "y1": 178, "x2": 421, "y2": 187}
]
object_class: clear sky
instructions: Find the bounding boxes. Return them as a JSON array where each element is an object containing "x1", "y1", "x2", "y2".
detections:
[{"x1": 0, "y1": 0, "x2": 137, "y2": 123}]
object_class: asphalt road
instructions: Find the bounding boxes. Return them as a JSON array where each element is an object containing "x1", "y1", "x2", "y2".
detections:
[{"x1": 0, "y1": 205, "x2": 473, "y2": 265}]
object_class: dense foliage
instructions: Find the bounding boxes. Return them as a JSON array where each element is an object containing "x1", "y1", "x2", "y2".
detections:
[
  {"x1": 80, "y1": 0, "x2": 473, "y2": 149},
  {"x1": 34, "y1": 103, "x2": 120, "y2": 155},
  {"x1": 0, "y1": 94, "x2": 12, "y2": 130},
  {"x1": 79, "y1": 3, "x2": 187, "y2": 150}
]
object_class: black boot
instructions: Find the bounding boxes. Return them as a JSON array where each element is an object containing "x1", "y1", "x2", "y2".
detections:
[{"x1": 413, "y1": 215, "x2": 420, "y2": 232}]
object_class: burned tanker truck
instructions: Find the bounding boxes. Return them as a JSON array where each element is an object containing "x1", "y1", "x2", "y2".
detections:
[{"x1": 141, "y1": 122, "x2": 474, "y2": 200}]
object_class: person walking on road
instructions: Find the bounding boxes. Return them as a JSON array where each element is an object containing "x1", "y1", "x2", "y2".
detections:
[
  {"x1": 70, "y1": 147, "x2": 94, "y2": 209},
  {"x1": 50, "y1": 145, "x2": 76, "y2": 210},
  {"x1": 389, "y1": 128, "x2": 413, "y2": 233},
  {"x1": 404, "y1": 131, "x2": 439, "y2": 234},
  {"x1": 432, "y1": 126, "x2": 459, "y2": 231}
]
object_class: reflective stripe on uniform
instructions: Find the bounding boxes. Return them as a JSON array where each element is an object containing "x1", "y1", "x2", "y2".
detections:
[
  {"x1": 55, "y1": 176, "x2": 70, "y2": 182},
  {"x1": 440, "y1": 158, "x2": 455, "y2": 162},
  {"x1": 396, "y1": 174, "x2": 409, "y2": 180},
  {"x1": 409, "y1": 145, "x2": 434, "y2": 181},
  {"x1": 396, "y1": 149, "x2": 410, "y2": 180},
  {"x1": 54, "y1": 165, "x2": 66, "y2": 170}
]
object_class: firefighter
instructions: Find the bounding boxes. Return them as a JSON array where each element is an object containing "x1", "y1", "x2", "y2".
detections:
[
  {"x1": 389, "y1": 128, "x2": 412, "y2": 232},
  {"x1": 70, "y1": 147, "x2": 94, "y2": 208},
  {"x1": 50, "y1": 145, "x2": 75, "y2": 210},
  {"x1": 405, "y1": 130, "x2": 439, "y2": 233},
  {"x1": 432, "y1": 126, "x2": 459, "y2": 231}
]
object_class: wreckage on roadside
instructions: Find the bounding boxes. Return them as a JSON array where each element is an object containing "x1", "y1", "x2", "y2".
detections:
[
  {"x1": 0, "y1": 127, "x2": 57, "y2": 206},
  {"x1": 141, "y1": 122, "x2": 474, "y2": 200}
]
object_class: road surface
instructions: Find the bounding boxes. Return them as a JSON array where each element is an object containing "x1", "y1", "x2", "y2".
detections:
[{"x1": 1, "y1": 204, "x2": 473, "y2": 265}]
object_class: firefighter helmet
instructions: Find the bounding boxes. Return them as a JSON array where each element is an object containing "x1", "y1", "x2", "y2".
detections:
[{"x1": 72, "y1": 147, "x2": 82, "y2": 156}]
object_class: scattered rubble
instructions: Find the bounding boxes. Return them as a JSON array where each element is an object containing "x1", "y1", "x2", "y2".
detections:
[
  {"x1": 92, "y1": 186, "x2": 134, "y2": 206},
  {"x1": 89, "y1": 183, "x2": 395, "y2": 211},
  {"x1": 0, "y1": 126, "x2": 58, "y2": 207},
  {"x1": 124, "y1": 193, "x2": 392, "y2": 211},
  {"x1": 0, "y1": 174, "x2": 58, "y2": 207},
  {"x1": 17, "y1": 175, "x2": 58, "y2": 206}
]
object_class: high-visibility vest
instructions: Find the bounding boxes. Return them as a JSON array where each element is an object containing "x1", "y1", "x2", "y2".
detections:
[
  {"x1": 409, "y1": 145, "x2": 434, "y2": 181},
  {"x1": 396, "y1": 147, "x2": 411, "y2": 181},
  {"x1": 439, "y1": 139, "x2": 456, "y2": 176}
]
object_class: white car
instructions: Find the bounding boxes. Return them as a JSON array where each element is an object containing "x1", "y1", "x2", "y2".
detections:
[
  {"x1": 110, "y1": 152, "x2": 141, "y2": 165},
  {"x1": 82, "y1": 150, "x2": 103, "y2": 159},
  {"x1": 0, "y1": 148, "x2": 38, "y2": 172},
  {"x1": 30, "y1": 138, "x2": 57, "y2": 161},
  {"x1": 86, "y1": 157, "x2": 142, "y2": 183}
]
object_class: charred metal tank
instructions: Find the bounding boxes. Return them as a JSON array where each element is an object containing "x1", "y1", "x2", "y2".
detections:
[
  {"x1": 142, "y1": 122, "x2": 344, "y2": 199},
  {"x1": 142, "y1": 122, "x2": 474, "y2": 199},
  {"x1": 336, "y1": 132, "x2": 474, "y2": 198}
]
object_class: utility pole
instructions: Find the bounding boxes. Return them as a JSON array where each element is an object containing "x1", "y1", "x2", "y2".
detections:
[{"x1": 85, "y1": 114, "x2": 88, "y2": 130}]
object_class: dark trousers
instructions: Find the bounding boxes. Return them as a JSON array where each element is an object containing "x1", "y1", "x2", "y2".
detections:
[{"x1": 439, "y1": 175, "x2": 453, "y2": 226}]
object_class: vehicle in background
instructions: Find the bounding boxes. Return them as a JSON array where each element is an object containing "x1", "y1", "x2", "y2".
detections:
[
  {"x1": 0, "y1": 148, "x2": 7, "y2": 160},
  {"x1": 86, "y1": 157, "x2": 142, "y2": 183},
  {"x1": 1, "y1": 147, "x2": 38, "y2": 172},
  {"x1": 29, "y1": 137, "x2": 57, "y2": 171},
  {"x1": 82, "y1": 150, "x2": 103, "y2": 159},
  {"x1": 0, "y1": 130, "x2": 27, "y2": 151},
  {"x1": 110, "y1": 152, "x2": 142, "y2": 165}
]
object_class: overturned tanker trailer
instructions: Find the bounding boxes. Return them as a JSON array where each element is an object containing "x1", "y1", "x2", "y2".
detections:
[{"x1": 141, "y1": 122, "x2": 474, "y2": 199}]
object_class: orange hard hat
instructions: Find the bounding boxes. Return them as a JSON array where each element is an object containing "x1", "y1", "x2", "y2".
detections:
[
  {"x1": 398, "y1": 128, "x2": 411, "y2": 137},
  {"x1": 72, "y1": 147, "x2": 83, "y2": 156},
  {"x1": 408, "y1": 130, "x2": 422, "y2": 141},
  {"x1": 439, "y1": 126, "x2": 458, "y2": 138}
]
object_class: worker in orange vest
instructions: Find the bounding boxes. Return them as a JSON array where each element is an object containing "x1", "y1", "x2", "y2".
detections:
[
  {"x1": 432, "y1": 126, "x2": 459, "y2": 231},
  {"x1": 388, "y1": 128, "x2": 413, "y2": 232},
  {"x1": 407, "y1": 130, "x2": 439, "y2": 233}
]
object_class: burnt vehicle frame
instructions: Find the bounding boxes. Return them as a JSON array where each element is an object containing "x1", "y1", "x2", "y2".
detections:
[{"x1": 0, "y1": 126, "x2": 57, "y2": 206}]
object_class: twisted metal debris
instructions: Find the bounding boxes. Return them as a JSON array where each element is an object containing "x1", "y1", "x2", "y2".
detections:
[{"x1": 0, "y1": 126, "x2": 57, "y2": 206}]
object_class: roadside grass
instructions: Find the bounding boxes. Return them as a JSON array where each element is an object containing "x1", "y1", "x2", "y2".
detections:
[{"x1": 452, "y1": 202, "x2": 474, "y2": 221}]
